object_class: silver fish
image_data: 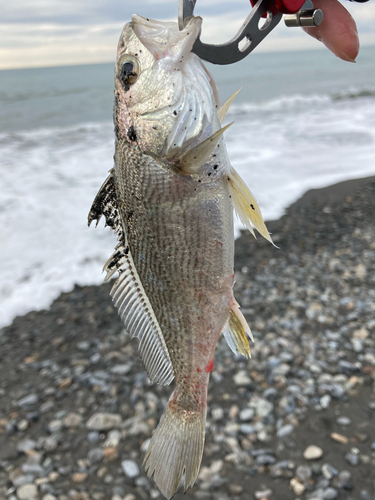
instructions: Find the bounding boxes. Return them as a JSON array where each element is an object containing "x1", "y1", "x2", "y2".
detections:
[{"x1": 89, "y1": 14, "x2": 272, "y2": 499}]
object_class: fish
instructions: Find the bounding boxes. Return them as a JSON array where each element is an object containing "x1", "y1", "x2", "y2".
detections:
[{"x1": 88, "y1": 14, "x2": 272, "y2": 499}]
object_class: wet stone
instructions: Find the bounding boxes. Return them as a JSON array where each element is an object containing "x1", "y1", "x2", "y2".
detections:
[
  {"x1": 337, "y1": 416, "x2": 351, "y2": 426},
  {"x1": 228, "y1": 484, "x2": 243, "y2": 495},
  {"x1": 212, "y1": 408, "x2": 224, "y2": 421},
  {"x1": 17, "y1": 439, "x2": 37, "y2": 453},
  {"x1": 322, "y1": 488, "x2": 338, "y2": 500},
  {"x1": 77, "y1": 341, "x2": 90, "y2": 351},
  {"x1": 87, "y1": 448, "x2": 104, "y2": 464},
  {"x1": 86, "y1": 413, "x2": 122, "y2": 431},
  {"x1": 17, "y1": 394, "x2": 39, "y2": 407},
  {"x1": 121, "y1": 460, "x2": 139, "y2": 478},
  {"x1": 63, "y1": 413, "x2": 83, "y2": 428},
  {"x1": 87, "y1": 431, "x2": 100, "y2": 444},
  {"x1": 233, "y1": 370, "x2": 251, "y2": 386},
  {"x1": 296, "y1": 465, "x2": 312, "y2": 482},
  {"x1": 17, "y1": 483, "x2": 38, "y2": 500},
  {"x1": 254, "y1": 489, "x2": 273, "y2": 499},
  {"x1": 110, "y1": 364, "x2": 131, "y2": 375},
  {"x1": 277, "y1": 424, "x2": 294, "y2": 438},
  {"x1": 290, "y1": 478, "x2": 305, "y2": 496},
  {"x1": 320, "y1": 395, "x2": 331, "y2": 409},
  {"x1": 22, "y1": 464, "x2": 44, "y2": 476},
  {"x1": 256, "y1": 454, "x2": 276, "y2": 466},
  {"x1": 345, "y1": 453, "x2": 359, "y2": 466},
  {"x1": 239, "y1": 408, "x2": 254, "y2": 421},
  {"x1": 331, "y1": 432, "x2": 349, "y2": 444},
  {"x1": 17, "y1": 419, "x2": 29, "y2": 431},
  {"x1": 72, "y1": 472, "x2": 88, "y2": 483},
  {"x1": 304, "y1": 445, "x2": 323, "y2": 460},
  {"x1": 330, "y1": 384, "x2": 346, "y2": 399},
  {"x1": 48, "y1": 420, "x2": 63, "y2": 433},
  {"x1": 321, "y1": 464, "x2": 338, "y2": 480},
  {"x1": 13, "y1": 475, "x2": 35, "y2": 487},
  {"x1": 255, "y1": 399, "x2": 274, "y2": 418},
  {"x1": 40, "y1": 436, "x2": 57, "y2": 451},
  {"x1": 240, "y1": 423, "x2": 255, "y2": 434}
]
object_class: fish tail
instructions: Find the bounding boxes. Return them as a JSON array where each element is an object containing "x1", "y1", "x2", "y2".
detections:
[{"x1": 143, "y1": 395, "x2": 206, "y2": 499}]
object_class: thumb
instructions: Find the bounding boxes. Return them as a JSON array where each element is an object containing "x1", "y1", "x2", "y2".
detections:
[{"x1": 302, "y1": 0, "x2": 359, "y2": 62}]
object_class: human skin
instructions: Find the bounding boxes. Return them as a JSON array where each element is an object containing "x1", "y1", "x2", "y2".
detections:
[{"x1": 302, "y1": 0, "x2": 359, "y2": 62}]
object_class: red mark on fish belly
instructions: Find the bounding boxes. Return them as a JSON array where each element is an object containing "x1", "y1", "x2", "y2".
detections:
[
  {"x1": 205, "y1": 359, "x2": 214, "y2": 373},
  {"x1": 197, "y1": 367, "x2": 202, "y2": 373}
]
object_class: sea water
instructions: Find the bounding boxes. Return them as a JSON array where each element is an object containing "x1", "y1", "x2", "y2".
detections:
[{"x1": 0, "y1": 47, "x2": 374, "y2": 327}]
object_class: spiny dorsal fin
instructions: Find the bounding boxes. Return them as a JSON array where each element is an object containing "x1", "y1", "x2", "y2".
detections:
[
  {"x1": 178, "y1": 122, "x2": 233, "y2": 175},
  {"x1": 88, "y1": 171, "x2": 174, "y2": 386},
  {"x1": 227, "y1": 168, "x2": 274, "y2": 245},
  {"x1": 223, "y1": 301, "x2": 252, "y2": 358},
  {"x1": 88, "y1": 170, "x2": 124, "y2": 241},
  {"x1": 218, "y1": 88, "x2": 241, "y2": 124}
]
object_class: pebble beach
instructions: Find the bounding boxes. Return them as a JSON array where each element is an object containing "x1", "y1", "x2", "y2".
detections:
[{"x1": 0, "y1": 175, "x2": 374, "y2": 500}]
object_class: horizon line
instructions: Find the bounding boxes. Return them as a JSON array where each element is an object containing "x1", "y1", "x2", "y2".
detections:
[{"x1": 1, "y1": 42, "x2": 375, "y2": 72}]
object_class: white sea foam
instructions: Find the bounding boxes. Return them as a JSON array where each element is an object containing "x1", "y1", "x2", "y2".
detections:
[
  {"x1": 227, "y1": 93, "x2": 332, "y2": 115},
  {"x1": 1, "y1": 92, "x2": 375, "y2": 328}
]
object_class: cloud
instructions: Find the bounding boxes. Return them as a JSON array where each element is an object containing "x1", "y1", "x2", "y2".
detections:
[{"x1": 0, "y1": 1, "x2": 374, "y2": 70}]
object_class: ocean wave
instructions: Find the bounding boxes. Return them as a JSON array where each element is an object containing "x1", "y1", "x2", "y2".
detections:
[
  {"x1": 0, "y1": 87, "x2": 90, "y2": 104},
  {"x1": 332, "y1": 88, "x2": 375, "y2": 101},
  {"x1": 227, "y1": 93, "x2": 332, "y2": 116}
]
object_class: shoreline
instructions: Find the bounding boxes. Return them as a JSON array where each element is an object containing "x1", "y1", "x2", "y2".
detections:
[{"x1": 1, "y1": 175, "x2": 375, "y2": 500}]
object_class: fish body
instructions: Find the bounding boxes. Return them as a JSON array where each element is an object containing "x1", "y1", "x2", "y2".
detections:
[{"x1": 89, "y1": 14, "x2": 271, "y2": 499}]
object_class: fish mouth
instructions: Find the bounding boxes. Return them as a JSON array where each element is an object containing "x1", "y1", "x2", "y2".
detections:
[{"x1": 131, "y1": 14, "x2": 202, "y2": 67}]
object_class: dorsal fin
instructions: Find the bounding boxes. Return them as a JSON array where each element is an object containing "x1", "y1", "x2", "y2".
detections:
[
  {"x1": 218, "y1": 88, "x2": 241, "y2": 124},
  {"x1": 88, "y1": 170, "x2": 124, "y2": 240},
  {"x1": 88, "y1": 172, "x2": 174, "y2": 386}
]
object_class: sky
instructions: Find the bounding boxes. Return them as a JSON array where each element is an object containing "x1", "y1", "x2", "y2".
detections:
[{"x1": 0, "y1": 0, "x2": 375, "y2": 70}]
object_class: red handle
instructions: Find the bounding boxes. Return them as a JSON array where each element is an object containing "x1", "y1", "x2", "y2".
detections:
[{"x1": 250, "y1": 0, "x2": 305, "y2": 14}]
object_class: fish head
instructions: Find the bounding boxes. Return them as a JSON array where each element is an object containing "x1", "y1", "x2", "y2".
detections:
[{"x1": 115, "y1": 15, "x2": 220, "y2": 158}]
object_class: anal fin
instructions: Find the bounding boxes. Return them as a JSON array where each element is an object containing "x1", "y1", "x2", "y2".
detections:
[
  {"x1": 223, "y1": 301, "x2": 252, "y2": 358},
  {"x1": 109, "y1": 247, "x2": 175, "y2": 386}
]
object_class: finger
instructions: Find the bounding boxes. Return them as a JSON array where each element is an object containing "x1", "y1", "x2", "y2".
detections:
[{"x1": 302, "y1": 0, "x2": 359, "y2": 62}]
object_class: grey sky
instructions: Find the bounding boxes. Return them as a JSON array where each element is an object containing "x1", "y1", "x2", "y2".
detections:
[{"x1": 1, "y1": 0, "x2": 374, "y2": 69}]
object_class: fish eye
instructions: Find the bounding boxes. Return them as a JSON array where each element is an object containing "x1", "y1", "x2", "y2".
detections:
[{"x1": 118, "y1": 55, "x2": 140, "y2": 88}]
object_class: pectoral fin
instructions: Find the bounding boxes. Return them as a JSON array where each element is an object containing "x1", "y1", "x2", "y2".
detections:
[
  {"x1": 218, "y1": 88, "x2": 241, "y2": 123},
  {"x1": 178, "y1": 122, "x2": 233, "y2": 175},
  {"x1": 227, "y1": 168, "x2": 274, "y2": 245},
  {"x1": 223, "y1": 301, "x2": 252, "y2": 359}
]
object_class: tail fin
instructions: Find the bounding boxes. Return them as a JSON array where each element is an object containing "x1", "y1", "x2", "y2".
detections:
[{"x1": 143, "y1": 402, "x2": 206, "y2": 499}]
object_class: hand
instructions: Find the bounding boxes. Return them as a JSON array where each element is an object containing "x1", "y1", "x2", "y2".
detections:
[{"x1": 303, "y1": 0, "x2": 359, "y2": 62}]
